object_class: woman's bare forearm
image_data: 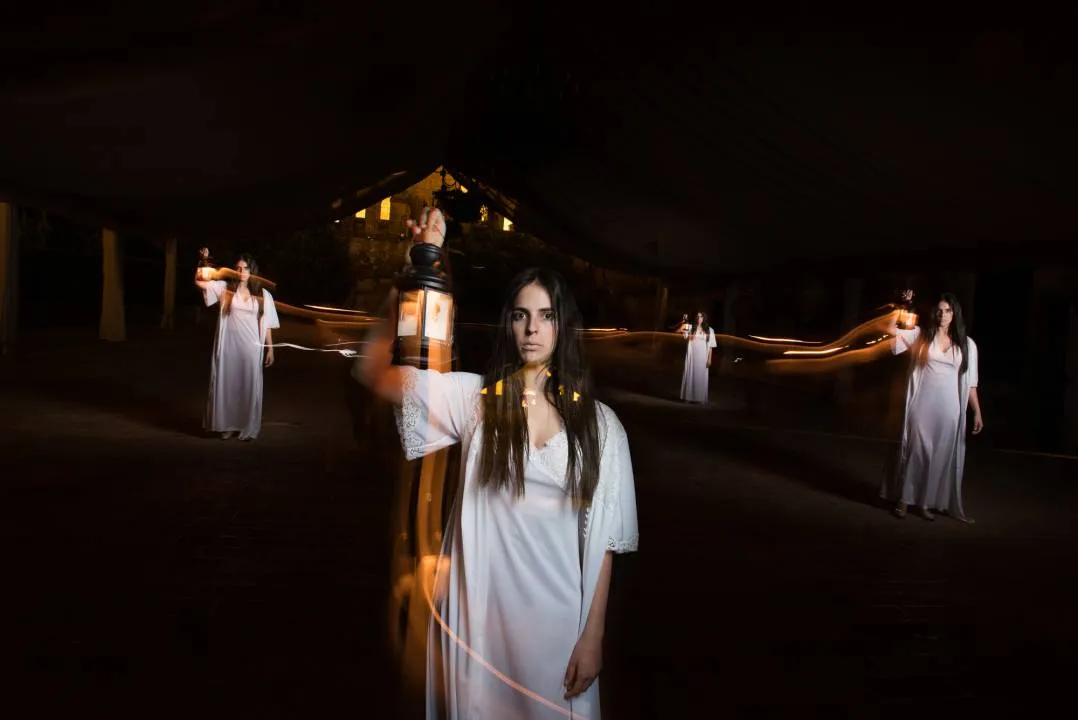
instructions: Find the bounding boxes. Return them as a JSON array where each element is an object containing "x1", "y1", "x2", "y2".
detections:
[
  {"x1": 581, "y1": 551, "x2": 613, "y2": 642},
  {"x1": 967, "y1": 387, "x2": 981, "y2": 415}
]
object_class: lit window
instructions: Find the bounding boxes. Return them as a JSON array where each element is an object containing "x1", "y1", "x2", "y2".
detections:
[
  {"x1": 479, "y1": 206, "x2": 489, "y2": 224},
  {"x1": 502, "y1": 216, "x2": 514, "y2": 232},
  {"x1": 355, "y1": 209, "x2": 366, "y2": 219},
  {"x1": 379, "y1": 197, "x2": 391, "y2": 221},
  {"x1": 459, "y1": 185, "x2": 468, "y2": 193}
]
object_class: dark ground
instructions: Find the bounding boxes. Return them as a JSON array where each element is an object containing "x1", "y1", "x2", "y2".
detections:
[{"x1": 2, "y1": 318, "x2": 1075, "y2": 719}]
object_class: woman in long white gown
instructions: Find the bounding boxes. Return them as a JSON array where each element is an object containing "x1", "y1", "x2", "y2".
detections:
[
  {"x1": 680, "y1": 312, "x2": 716, "y2": 403},
  {"x1": 354, "y1": 208, "x2": 639, "y2": 719},
  {"x1": 883, "y1": 291, "x2": 984, "y2": 521},
  {"x1": 194, "y1": 251, "x2": 280, "y2": 441}
]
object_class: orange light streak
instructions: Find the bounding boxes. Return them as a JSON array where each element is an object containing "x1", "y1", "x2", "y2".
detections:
[
  {"x1": 782, "y1": 345, "x2": 848, "y2": 356},
  {"x1": 303, "y1": 304, "x2": 371, "y2": 315},
  {"x1": 748, "y1": 335, "x2": 823, "y2": 344}
]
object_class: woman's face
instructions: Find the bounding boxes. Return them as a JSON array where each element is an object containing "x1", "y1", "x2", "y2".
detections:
[
  {"x1": 511, "y1": 281, "x2": 557, "y2": 366},
  {"x1": 935, "y1": 301, "x2": 953, "y2": 329},
  {"x1": 235, "y1": 259, "x2": 252, "y2": 284},
  {"x1": 695, "y1": 313, "x2": 704, "y2": 324}
]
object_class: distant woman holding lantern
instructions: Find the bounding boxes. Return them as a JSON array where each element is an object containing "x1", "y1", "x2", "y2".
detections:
[
  {"x1": 883, "y1": 289, "x2": 984, "y2": 521},
  {"x1": 680, "y1": 311, "x2": 717, "y2": 403},
  {"x1": 194, "y1": 247, "x2": 280, "y2": 441}
]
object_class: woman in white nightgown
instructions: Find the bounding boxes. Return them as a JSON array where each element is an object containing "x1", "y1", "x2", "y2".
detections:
[
  {"x1": 883, "y1": 291, "x2": 984, "y2": 521},
  {"x1": 680, "y1": 311, "x2": 717, "y2": 403},
  {"x1": 354, "y1": 208, "x2": 639, "y2": 719},
  {"x1": 194, "y1": 250, "x2": 280, "y2": 441}
]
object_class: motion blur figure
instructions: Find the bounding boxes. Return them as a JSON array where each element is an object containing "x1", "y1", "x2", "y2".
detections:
[
  {"x1": 194, "y1": 249, "x2": 280, "y2": 441},
  {"x1": 883, "y1": 290, "x2": 983, "y2": 521},
  {"x1": 680, "y1": 311, "x2": 716, "y2": 403},
  {"x1": 355, "y1": 208, "x2": 639, "y2": 719}
]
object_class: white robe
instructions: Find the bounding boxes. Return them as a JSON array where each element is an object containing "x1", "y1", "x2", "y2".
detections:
[
  {"x1": 680, "y1": 327, "x2": 716, "y2": 403},
  {"x1": 883, "y1": 326, "x2": 979, "y2": 519},
  {"x1": 200, "y1": 281, "x2": 280, "y2": 440},
  {"x1": 395, "y1": 367, "x2": 639, "y2": 719}
]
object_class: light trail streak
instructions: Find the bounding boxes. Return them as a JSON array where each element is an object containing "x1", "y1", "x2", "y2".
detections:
[
  {"x1": 748, "y1": 335, "x2": 823, "y2": 344},
  {"x1": 275, "y1": 301, "x2": 378, "y2": 322},
  {"x1": 782, "y1": 346, "x2": 848, "y2": 356},
  {"x1": 303, "y1": 304, "x2": 371, "y2": 314},
  {"x1": 266, "y1": 342, "x2": 362, "y2": 357}
]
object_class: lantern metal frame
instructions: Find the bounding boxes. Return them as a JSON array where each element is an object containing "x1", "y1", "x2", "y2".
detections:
[{"x1": 394, "y1": 241, "x2": 455, "y2": 371}]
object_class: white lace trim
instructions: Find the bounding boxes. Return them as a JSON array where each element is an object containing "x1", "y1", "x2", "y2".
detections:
[
  {"x1": 580, "y1": 405, "x2": 637, "y2": 553},
  {"x1": 608, "y1": 534, "x2": 639, "y2": 553},
  {"x1": 530, "y1": 429, "x2": 570, "y2": 488},
  {"x1": 395, "y1": 367, "x2": 483, "y2": 460},
  {"x1": 395, "y1": 366, "x2": 424, "y2": 459}
]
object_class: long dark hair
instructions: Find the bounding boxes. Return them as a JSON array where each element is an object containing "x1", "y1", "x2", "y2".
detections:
[
  {"x1": 694, "y1": 311, "x2": 711, "y2": 335},
  {"x1": 222, "y1": 253, "x2": 265, "y2": 320},
  {"x1": 477, "y1": 268, "x2": 601, "y2": 507},
  {"x1": 918, "y1": 292, "x2": 969, "y2": 375}
]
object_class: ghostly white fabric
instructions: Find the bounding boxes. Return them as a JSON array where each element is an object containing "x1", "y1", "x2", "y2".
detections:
[
  {"x1": 395, "y1": 367, "x2": 639, "y2": 719},
  {"x1": 680, "y1": 327, "x2": 716, "y2": 403},
  {"x1": 884, "y1": 326, "x2": 979, "y2": 519},
  {"x1": 200, "y1": 280, "x2": 280, "y2": 440}
]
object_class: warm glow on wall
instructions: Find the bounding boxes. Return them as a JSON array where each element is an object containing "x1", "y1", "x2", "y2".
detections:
[
  {"x1": 355, "y1": 209, "x2": 366, "y2": 219},
  {"x1": 379, "y1": 197, "x2": 391, "y2": 221},
  {"x1": 502, "y1": 217, "x2": 513, "y2": 232},
  {"x1": 479, "y1": 206, "x2": 489, "y2": 224}
]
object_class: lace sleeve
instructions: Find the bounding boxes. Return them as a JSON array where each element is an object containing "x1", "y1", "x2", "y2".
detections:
[
  {"x1": 261, "y1": 290, "x2": 281, "y2": 331},
  {"x1": 893, "y1": 326, "x2": 921, "y2": 356},
  {"x1": 394, "y1": 367, "x2": 482, "y2": 461},
  {"x1": 584, "y1": 405, "x2": 639, "y2": 554},
  {"x1": 201, "y1": 280, "x2": 227, "y2": 307}
]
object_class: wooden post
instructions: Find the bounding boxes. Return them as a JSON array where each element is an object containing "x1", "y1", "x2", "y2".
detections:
[
  {"x1": 100, "y1": 228, "x2": 126, "y2": 342},
  {"x1": 652, "y1": 279, "x2": 668, "y2": 356},
  {"x1": 161, "y1": 236, "x2": 177, "y2": 329},
  {"x1": 0, "y1": 202, "x2": 18, "y2": 354},
  {"x1": 1065, "y1": 291, "x2": 1078, "y2": 453}
]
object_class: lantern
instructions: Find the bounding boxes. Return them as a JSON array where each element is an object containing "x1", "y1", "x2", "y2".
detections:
[
  {"x1": 895, "y1": 290, "x2": 917, "y2": 330},
  {"x1": 394, "y1": 241, "x2": 454, "y2": 372},
  {"x1": 896, "y1": 307, "x2": 918, "y2": 330},
  {"x1": 197, "y1": 248, "x2": 215, "y2": 281}
]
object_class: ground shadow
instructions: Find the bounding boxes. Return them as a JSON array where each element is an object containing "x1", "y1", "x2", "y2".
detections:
[
  {"x1": 633, "y1": 405, "x2": 886, "y2": 509},
  {"x1": 27, "y1": 376, "x2": 209, "y2": 439}
]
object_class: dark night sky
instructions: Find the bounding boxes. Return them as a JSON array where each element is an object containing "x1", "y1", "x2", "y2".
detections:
[{"x1": 0, "y1": 2, "x2": 1075, "y2": 276}]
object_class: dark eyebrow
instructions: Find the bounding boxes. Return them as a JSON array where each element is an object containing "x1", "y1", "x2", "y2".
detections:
[{"x1": 512, "y1": 307, "x2": 555, "y2": 314}]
